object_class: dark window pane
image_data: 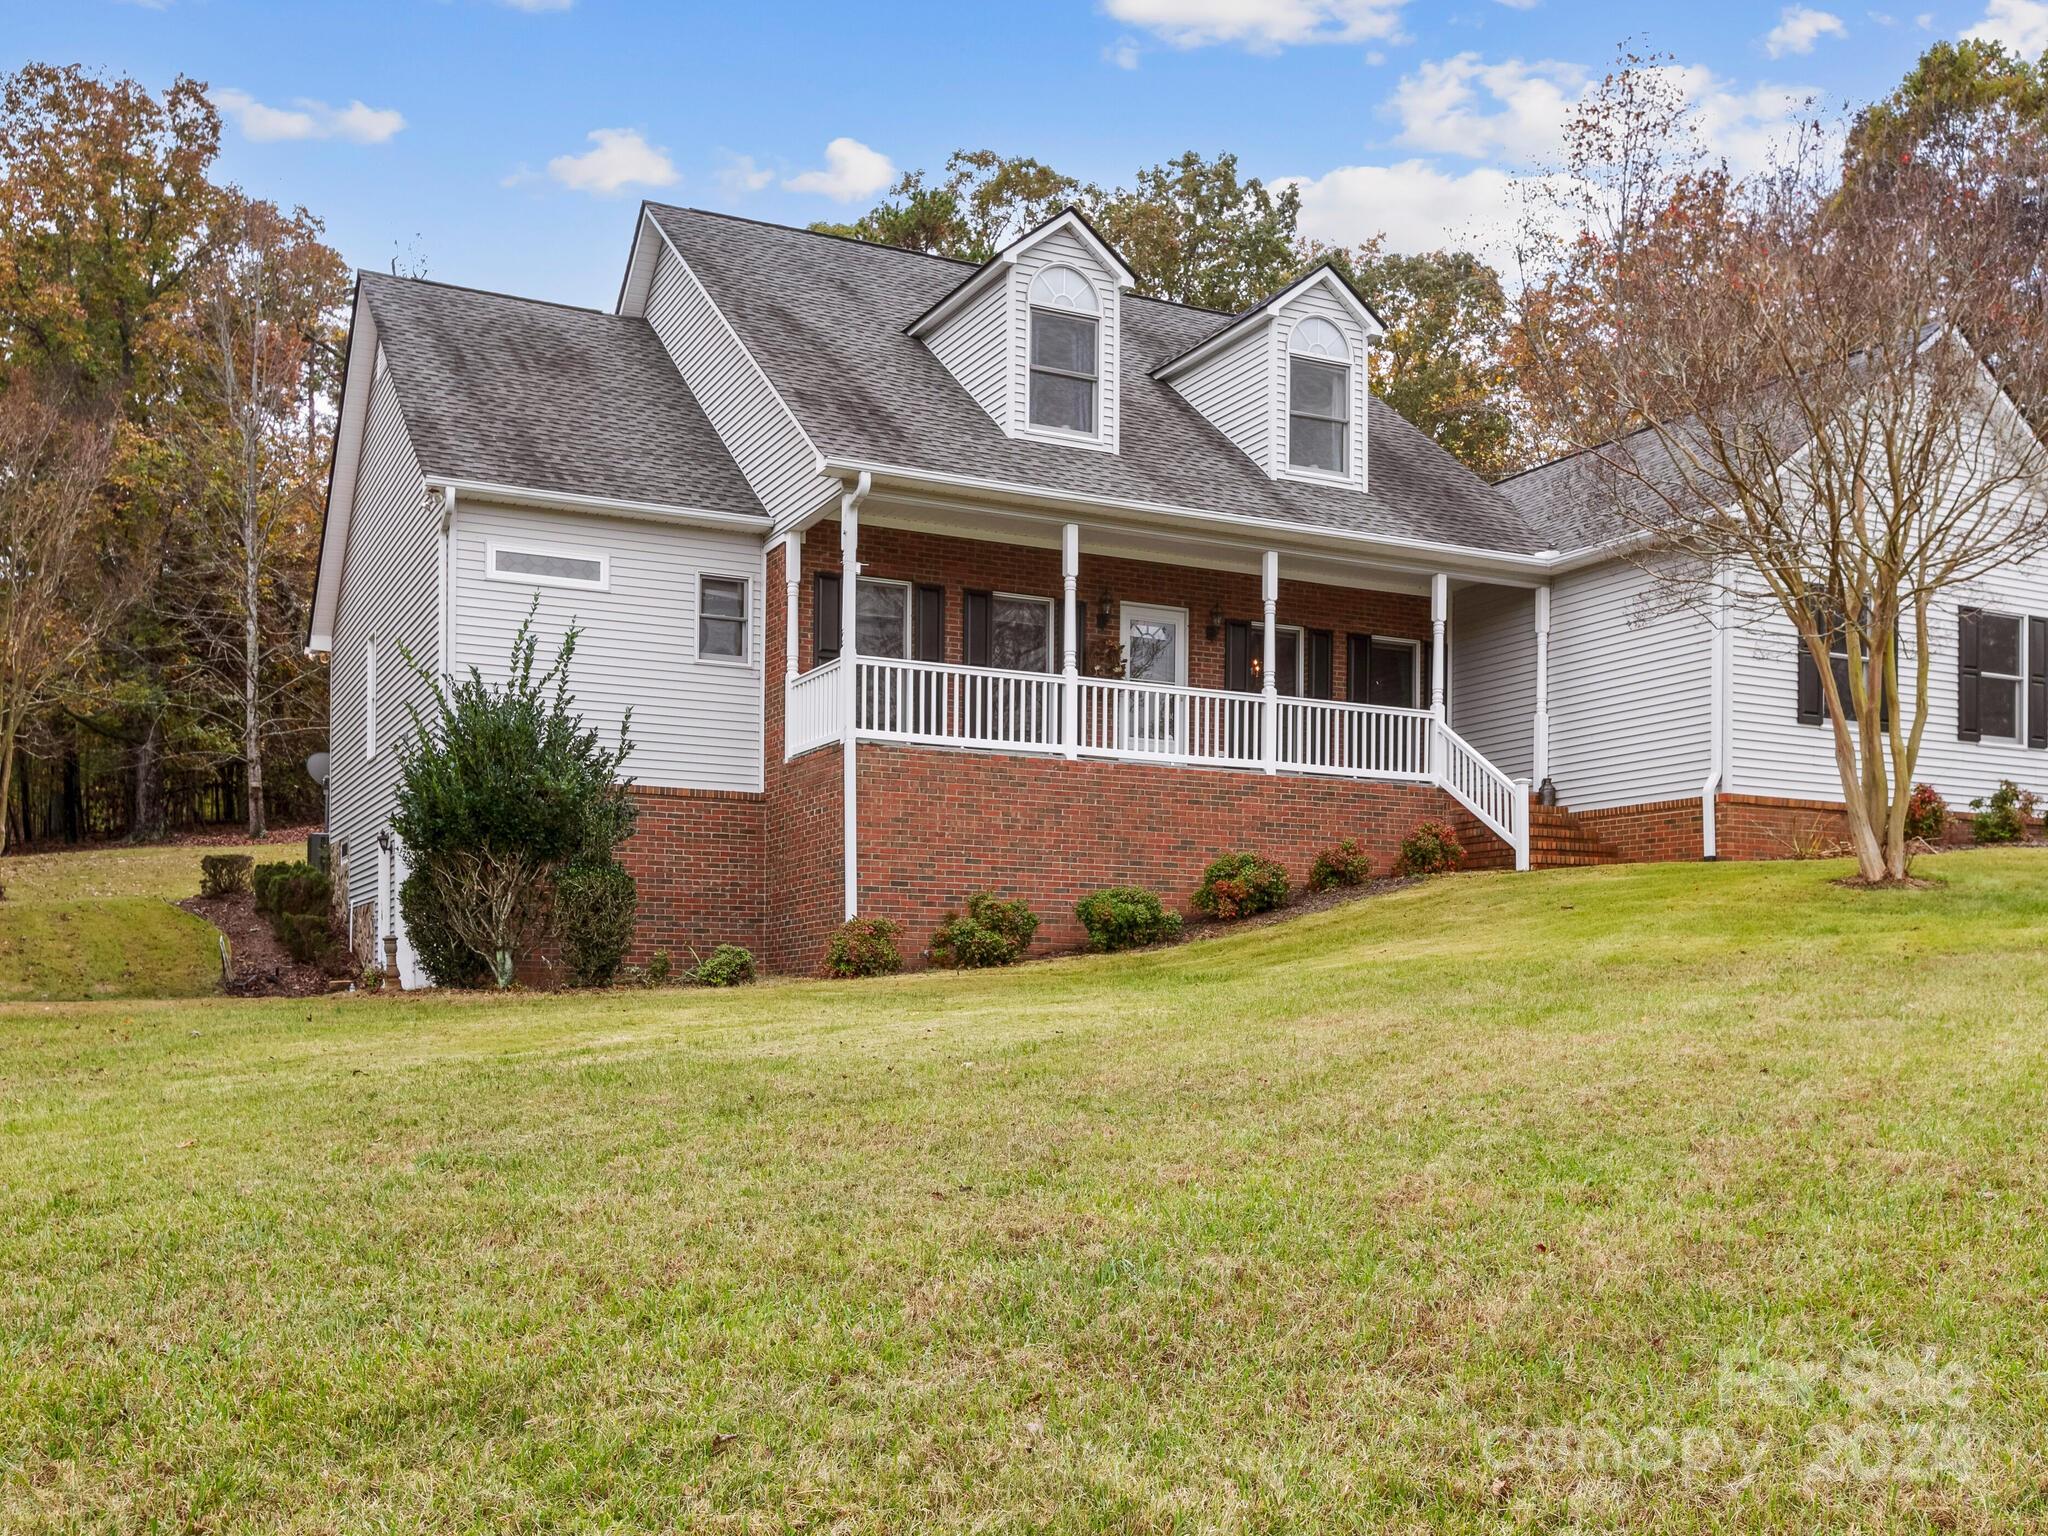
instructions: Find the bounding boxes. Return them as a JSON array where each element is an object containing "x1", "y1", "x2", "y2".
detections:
[
  {"x1": 1982, "y1": 677, "x2": 2020, "y2": 738},
  {"x1": 700, "y1": 617, "x2": 745, "y2": 658},
  {"x1": 1290, "y1": 357, "x2": 1347, "y2": 419},
  {"x1": 701, "y1": 576, "x2": 744, "y2": 619},
  {"x1": 1980, "y1": 614, "x2": 2022, "y2": 676},
  {"x1": 1828, "y1": 655, "x2": 1858, "y2": 721},
  {"x1": 990, "y1": 596, "x2": 1050, "y2": 672},
  {"x1": 856, "y1": 580, "x2": 909, "y2": 657},
  {"x1": 1367, "y1": 643, "x2": 1415, "y2": 708},
  {"x1": 1030, "y1": 370, "x2": 1095, "y2": 433},
  {"x1": 1290, "y1": 415, "x2": 1346, "y2": 473},
  {"x1": 1031, "y1": 311, "x2": 1096, "y2": 376},
  {"x1": 1251, "y1": 625, "x2": 1302, "y2": 696}
]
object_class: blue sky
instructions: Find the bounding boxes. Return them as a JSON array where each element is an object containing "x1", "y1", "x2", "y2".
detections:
[{"x1": 7, "y1": 0, "x2": 2046, "y2": 307}]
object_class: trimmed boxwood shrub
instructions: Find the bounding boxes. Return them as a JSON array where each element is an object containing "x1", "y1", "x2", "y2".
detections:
[
  {"x1": 930, "y1": 893, "x2": 1040, "y2": 968},
  {"x1": 1394, "y1": 821, "x2": 1464, "y2": 876},
  {"x1": 1904, "y1": 782, "x2": 1948, "y2": 843},
  {"x1": 1307, "y1": 838, "x2": 1372, "y2": 893},
  {"x1": 1191, "y1": 852, "x2": 1290, "y2": 921},
  {"x1": 825, "y1": 917, "x2": 902, "y2": 979},
  {"x1": 694, "y1": 944, "x2": 756, "y2": 987},
  {"x1": 1074, "y1": 886, "x2": 1182, "y2": 952},
  {"x1": 554, "y1": 860, "x2": 638, "y2": 987},
  {"x1": 249, "y1": 859, "x2": 340, "y2": 966},
  {"x1": 199, "y1": 853, "x2": 253, "y2": 898}
]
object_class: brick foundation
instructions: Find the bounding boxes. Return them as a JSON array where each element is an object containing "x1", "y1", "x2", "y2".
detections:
[
  {"x1": 1576, "y1": 797, "x2": 1707, "y2": 863},
  {"x1": 619, "y1": 785, "x2": 767, "y2": 964}
]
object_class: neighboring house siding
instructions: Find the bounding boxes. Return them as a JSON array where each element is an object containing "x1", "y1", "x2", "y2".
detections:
[
  {"x1": 1547, "y1": 557, "x2": 1714, "y2": 811},
  {"x1": 452, "y1": 501, "x2": 766, "y2": 793},
  {"x1": 1269, "y1": 286, "x2": 1370, "y2": 493},
  {"x1": 1171, "y1": 324, "x2": 1273, "y2": 473},
  {"x1": 328, "y1": 355, "x2": 439, "y2": 910},
  {"x1": 925, "y1": 277, "x2": 1010, "y2": 431},
  {"x1": 1009, "y1": 227, "x2": 1121, "y2": 452},
  {"x1": 1451, "y1": 583, "x2": 1537, "y2": 782},
  {"x1": 644, "y1": 245, "x2": 836, "y2": 524}
]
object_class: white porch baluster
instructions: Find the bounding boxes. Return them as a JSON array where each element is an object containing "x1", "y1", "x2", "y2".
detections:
[
  {"x1": 1532, "y1": 583, "x2": 1552, "y2": 790},
  {"x1": 1429, "y1": 571, "x2": 1448, "y2": 776},
  {"x1": 1062, "y1": 523, "x2": 1079, "y2": 760}
]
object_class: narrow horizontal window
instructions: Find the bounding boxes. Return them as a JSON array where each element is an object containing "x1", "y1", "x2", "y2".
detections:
[
  {"x1": 488, "y1": 541, "x2": 608, "y2": 590},
  {"x1": 699, "y1": 575, "x2": 748, "y2": 661}
]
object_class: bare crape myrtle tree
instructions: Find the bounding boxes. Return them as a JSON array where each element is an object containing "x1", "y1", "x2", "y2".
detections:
[{"x1": 1515, "y1": 52, "x2": 2048, "y2": 883}]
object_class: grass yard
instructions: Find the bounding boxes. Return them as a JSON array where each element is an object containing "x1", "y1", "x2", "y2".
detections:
[
  {"x1": 0, "y1": 841, "x2": 282, "y2": 1003},
  {"x1": 3, "y1": 852, "x2": 2046, "y2": 1531}
]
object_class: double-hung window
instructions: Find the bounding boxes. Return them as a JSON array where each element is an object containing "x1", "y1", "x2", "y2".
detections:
[
  {"x1": 1027, "y1": 266, "x2": 1099, "y2": 436},
  {"x1": 855, "y1": 577, "x2": 913, "y2": 658},
  {"x1": 1287, "y1": 317, "x2": 1351, "y2": 475},
  {"x1": 990, "y1": 593, "x2": 1053, "y2": 673},
  {"x1": 1976, "y1": 611, "x2": 2025, "y2": 742},
  {"x1": 698, "y1": 575, "x2": 748, "y2": 662}
]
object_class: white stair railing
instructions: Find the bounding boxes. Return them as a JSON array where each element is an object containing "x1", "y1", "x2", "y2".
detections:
[{"x1": 1432, "y1": 718, "x2": 1530, "y2": 870}]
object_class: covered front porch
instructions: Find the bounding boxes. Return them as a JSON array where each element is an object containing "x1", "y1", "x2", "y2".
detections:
[{"x1": 772, "y1": 484, "x2": 1559, "y2": 881}]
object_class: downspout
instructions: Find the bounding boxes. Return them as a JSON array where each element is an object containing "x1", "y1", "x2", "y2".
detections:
[
  {"x1": 839, "y1": 471, "x2": 872, "y2": 921},
  {"x1": 437, "y1": 485, "x2": 455, "y2": 680},
  {"x1": 1700, "y1": 579, "x2": 1729, "y2": 860}
]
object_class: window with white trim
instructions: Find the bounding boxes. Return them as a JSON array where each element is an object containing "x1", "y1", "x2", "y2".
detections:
[
  {"x1": 855, "y1": 577, "x2": 912, "y2": 658},
  {"x1": 698, "y1": 575, "x2": 748, "y2": 661},
  {"x1": 488, "y1": 540, "x2": 608, "y2": 590},
  {"x1": 1027, "y1": 266, "x2": 1099, "y2": 435},
  {"x1": 1978, "y1": 611, "x2": 2024, "y2": 742},
  {"x1": 1288, "y1": 317, "x2": 1351, "y2": 475},
  {"x1": 1250, "y1": 623, "x2": 1305, "y2": 696},
  {"x1": 990, "y1": 593, "x2": 1054, "y2": 673}
]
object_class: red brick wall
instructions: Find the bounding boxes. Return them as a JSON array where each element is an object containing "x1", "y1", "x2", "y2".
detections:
[
  {"x1": 619, "y1": 786, "x2": 765, "y2": 962},
  {"x1": 1577, "y1": 797, "x2": 1706, "y2": 862},
  {"x1": 853, "y1": 742, "x2": 1469, "y2": 962},
  {"x1": 797, "y1": 522, "x2": 1431, "y2": 696},
  {"x1": 762, "y1": 539, "x2": 847, "y2": 974}
]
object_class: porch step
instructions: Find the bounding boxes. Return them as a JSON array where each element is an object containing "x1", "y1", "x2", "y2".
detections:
[{"x1": 1451, "y1": 802, "x2": 1622, "y2": 871}]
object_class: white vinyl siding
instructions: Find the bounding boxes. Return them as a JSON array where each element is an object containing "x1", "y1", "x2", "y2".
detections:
[
  {"x1": 644, "y1": 244, "x2": 836, "y2": 525},
  {"x1": 1546, "y1": 557, "x2": 1715, "y2": 811},
  {"x1": 925, "y1": 277, "x2": 1011, "y2": 431},
  {"x1": 1451, "y1": 583, "x2": 1537, "y2": 782},
  {"x1": 1008, "y1": 228, "x2": 1119, "y2": 453},
  {"x1": 1171, "y1": 324, "x2": 1273, "y2": 472},
  {"x1": 327, "y1": 354, "x2": 439, "y2": 910},
  {"x1": 451, "y1": 501, "x2": 765, "y2": 793},
  {"x1": 1270, "y1": 288, "x2": 1368, "y2": 493}
]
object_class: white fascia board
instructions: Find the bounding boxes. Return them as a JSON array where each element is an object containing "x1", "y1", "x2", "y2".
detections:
[
  {"x1": 424, "y1": 476, "x2": 773, "y2": 533},
  {"x1": 810, "y1": 456, "x2": 1558, "y2": 584},
  {"x1": 905, "y1": 259, "x2": 1009, "y2": 339},
  {"x1": 614, "y1": 204, "x2": 666, "y2": 317},
  {"x1": 306, "y1": 290, "x2": 380, "y2": 653},
  {"x1": 1005, "y1": 209, "x2": 1137, "y2": 290},
  {"x1": 1155, "y1": 268, "x2": 1382, "y2": 384}
]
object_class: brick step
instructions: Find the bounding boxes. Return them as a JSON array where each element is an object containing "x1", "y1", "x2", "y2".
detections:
[{"x1": 1446, "y1": 801, "x2": 1622, "y2": 871}]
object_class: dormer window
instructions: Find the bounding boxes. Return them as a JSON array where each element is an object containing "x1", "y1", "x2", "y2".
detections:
[
  {"x1": 1288, "y1": 318, "x2": 1350, "y2": 475},
  {"x1": 1027, "y1": 266, "x2": 1098, "y2": 435}
]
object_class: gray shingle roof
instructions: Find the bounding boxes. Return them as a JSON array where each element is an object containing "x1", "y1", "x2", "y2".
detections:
[
  {"x1": 642, "y1": 206, "x2": 1547, "y2": 555},
  {"x1": 359, "y1": 271, "x2": 763, "y2": 517}
]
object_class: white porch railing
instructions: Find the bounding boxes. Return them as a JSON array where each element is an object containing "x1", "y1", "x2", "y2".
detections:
[
  {"x1": 784, "y1": 657, "x2": 1528, "y2": 868},
  {"x1": 785, "y1": 658, "x2": 843, "y2": 757}
]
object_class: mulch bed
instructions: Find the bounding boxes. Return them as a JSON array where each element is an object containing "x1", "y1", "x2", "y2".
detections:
[{"x1": 179, "y1": 893, "x2": 342, "y2": 997}]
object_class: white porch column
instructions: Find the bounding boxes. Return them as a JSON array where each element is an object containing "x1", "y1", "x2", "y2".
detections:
[
  {"x1": 1061, "y1": 523, "x2": 1080, "y2": 760},
  {"x1": 1428, "y1": 572, "x2": 1449, "y2": 779},
  {"x1": 838, "y1": 475, "x2": 868, "y2": 921},
  {"x1": 1261, "y1": 550, "x2": 1280, "y2": 775},
  {"x1": 782, "y1": 533, "x2": 802, "y2": 684},
  {"x1": 1532, "y1": 583, "x2": 1552, "y2": 790}
]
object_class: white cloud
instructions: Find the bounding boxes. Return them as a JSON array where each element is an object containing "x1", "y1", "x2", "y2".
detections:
[
  {"x1": 1493, "y1": 0, "x2": 1542, "y2": 9},
  {"x1": 783, "y1": 137, "x2": 896, "y2": 202},
  {"x1": 1105, "y1": 37, "x2": 1144, "y2": 68},
  {"x1": 1966, "y1": 0, "x2": 2048, "y2": 55},
  {"x1": 716, "y1": 153, "x2": 775, "y2": 195},
  {"x1": 498, "y1": 0, "x2": 574, "y2": 10},
  {"x1": 1915, "y1": 10, "x2": 1935, "y2": 25},
  {"x1": 212, "y1": 88, "x2": 404, "y2": 144},
  {"x1": 546, "y1": 128, "x2": 678, "y2": 195},
  {"x1": 1390, "y1": 54, "x2": 1587, "y2": 161},
  {"x1": 1282, "y1": 159, "x2": 1563, "y2": 272},
  {"x1": 1763, "y1": 6, "x2": 1848, "y2": 57},
  {"x1": 1101, "y1": 0, "x2": 1407, "y2": 53}
]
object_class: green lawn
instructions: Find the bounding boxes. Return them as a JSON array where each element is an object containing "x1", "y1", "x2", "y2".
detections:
[
  {"x1": 0, "y1": 840, "x2": 279, "y2": 1002},
  {"x1": 3, "y1": 852, "x2": 2045, "y2": 1532}
]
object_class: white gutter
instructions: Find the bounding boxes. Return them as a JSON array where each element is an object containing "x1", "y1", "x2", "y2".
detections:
[
  {"x1": 1700, "y1": 577, "x2": 1731, "y2": 859},
  {"x1": 423, "y1": 476, "x2": 768, "y2": 532},
  {"x1": 812, "y1": 456, "x2": 1563, "y2": 582},
  {"x1": 839, "y1": 470, "x2": 872, "y2": 920},
  {"x1": 437, "y1": 485, "x2": 455, "y2": 683}
]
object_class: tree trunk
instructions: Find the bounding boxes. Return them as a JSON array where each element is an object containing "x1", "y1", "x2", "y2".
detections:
[
  {"x1": 243, "y1": 520, "x2": 266, "y2": 839},
  {"x1": 130, "y1": 713, "x2": 166, "y2": 843}
]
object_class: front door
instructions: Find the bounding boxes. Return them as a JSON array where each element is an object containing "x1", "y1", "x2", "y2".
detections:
[{"x1": 1119, "y1": 604, "x2": 1187, "y2": 753}]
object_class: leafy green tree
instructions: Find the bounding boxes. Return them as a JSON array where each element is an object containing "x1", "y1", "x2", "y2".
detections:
[
  {"x1": 812, "y1": 150, "x2": 1080, "y2": 262},
  {"x1": 1090, "y1": 151, "x2": 1301, "y2": 312},
  {"x1": 392, "y1": 613, "x2": 635, "y2": 988},
  {"x1": 1306, "y1": 239, "x2": 1519, "y2": 476},
  {"x1": 1848, "y1": 38, "x2": 2047, "y2": 172}
]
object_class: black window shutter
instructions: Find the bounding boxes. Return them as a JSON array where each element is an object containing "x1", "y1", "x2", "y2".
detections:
[
  {"x1": 814, "y1": 572, "x2": 841, "y2": 664},
  {"x1": 1225, "y1": 620, "x2": 1253, "y2": 692},
  {"x1": 1306, "y1": 629, "x2": 1334, "y2": 700},
  {"x1": 1958, "y1": 607, "x2": 1982, "y2": 742},
  {"x1": 963, "y1": 590, "x2": 992, "y2": 667},
  {"x1": 1345, "y1": 634, "x2": 1370, "y2": 703},
  {"x1": 1421, "y1": 639, "x2": 1435, "y2": 709},
  {"x1": 914, "y1": 584, "x2": 945, "y2": 662},
  {"x1": 2030, "y1": 616, "x2": 2047, "y2": 750},
  {"x1": 1795, "y1": 634, "x2": 1823, "y2": 725}
]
